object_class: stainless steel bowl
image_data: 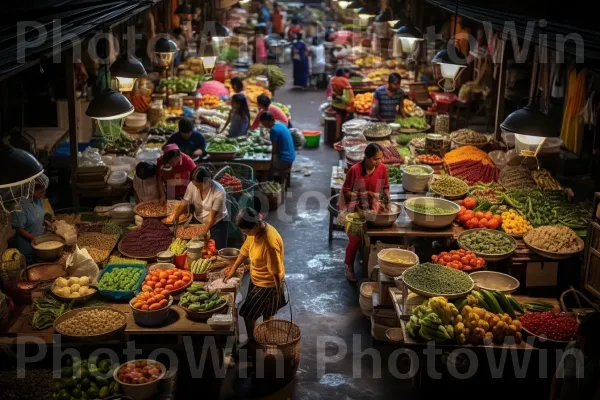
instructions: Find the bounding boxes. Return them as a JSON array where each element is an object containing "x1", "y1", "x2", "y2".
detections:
[
  {"x1": 219, "y1": 248, "x2": 241, "y2": 261},
  {"x1": 363, "y1": 203, "x2": 403, "y2": 228},
  {"x1": 31, "y1": 234, "x2": 65, "y2": 261}
]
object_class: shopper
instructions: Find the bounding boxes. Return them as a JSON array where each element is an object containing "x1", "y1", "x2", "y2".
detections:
[
  {"x1": 370, "y1": 72, "x2": 407, "y2": 121},
  {"x1": 254, "y1": 24, "x2": 268, "y2": 64},
  {"x1": 255, "y1": 0, "x2": 271, "y2": 32},
  {"x1": 166, "y1": 117, "x2": 206, "y2": 158},
  {"x1": 339, "y1": 144, "x2": 389, "y2": 281},
  {"x1": 157, "y1": 143, "x2": 197, "y2": 200},
  {"x1": 550, "y1": 312, "x2": 600, "y2": 400},
  {"x1": 250, "y1": 94, "x2": 288, "y2": 129},
  {"x1": 309, "y1": 36, "x2": 326, "y2": 88},
  {"x1": 292, "y1": 33, "x2": 310, "y2": 89},
  {"x1": 172, "y1": 166, "x2": 229, "y2": 249},
  {"x1": 330, "y1": 67, "x2": 355, "y2": 141},
  {"x1": 271, "y1": 2, "x2": 285, "y2": 36},
  {"x1": 11, "y1": 174, "x2": 49, "y2": 263},
  {"x1": 259, "y1": 111, "x2": 296, "y2": 184},
  {"x1": 224, "y1": 208, "x2": 287, "y2": 348},
  {"x1": 230, "y1": 77, "x2": 244, "y2": 94},
  {"x1": 133, "y1": 162, "x2": 160, "y2": 203},
  {"x1": 287, "y1": 16, "x2": 303, "y2": 42},
  {"x1": 221, "y1": 93, "x2": 250, "y2": 137}
]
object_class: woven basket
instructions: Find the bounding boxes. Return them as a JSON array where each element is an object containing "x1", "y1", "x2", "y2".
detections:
[
  {"x1": 359, "y1": 282, "x2": 377, "y2": 317},
  {"x1": 0, "y1": 250, "x2": 25, "y2": 285},
  {"x1": 254, "y1": 319, "x2": 302, "y2": 380}
]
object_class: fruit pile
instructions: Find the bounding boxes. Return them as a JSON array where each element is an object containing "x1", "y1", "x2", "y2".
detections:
[
  {"x1": 353, "y1": 93, "x2": 373, "y2": 114},
  {"x1": 219, "y1": 173, "x2": 242, "y2": 192},
  {"x1": 131, "y1": 291, "x2": 170, "y2": 311},
  {"x1": 431, "y1": 249, "x2": 485, "y2": 271},
  {"x1": 501, "y1": 209, "x2": 533, "y2": 236},
  {"x1": 416, "y1": 154, "x2": 443, "y2": 165},
  {"x1": 141, "y1": 268, "x2": 192, "y2": 294},
  {"x1": 519, "y1": 312, "x2": 579, "y2": 341},
  {"x1": 455, "y1": 305, "x2": 523, "y2": 345},
  {"x1": 459, "y1": 289, "x2": 523, "y2": 319},
  {"x1": 202, "y1": 239, "x2": 218, "y2": 258},
  {"x1": 116, "y1": 360, "x2": 163, "y2": 385},
  {"x1": 456, "y1": 202, "x2": 503, "y2": 230},
  {"x1": 199, "y1": 94, "x2": 222, "y2": 109},
  {"x1": 169, "y1": 238, "x2": 188, "y2": 256},
  {"x1": 191, "y1": 258, "x2": 213, "y2": 274},
  {"x1": 53, "y1": 356, "x2": 120, "y2": 400},
  {"x1": 406, "y1": 297, "x2": 459, "y2": 343}
]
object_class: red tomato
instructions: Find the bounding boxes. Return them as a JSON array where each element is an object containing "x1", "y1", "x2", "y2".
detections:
[
  {"x1": 167, "y1": 279, "x2": 176, "y2": 285},
  {"x1": 476, "y1": 259, "x2": 485, "y2": 267},
  {"x1": 460, "y1": 256, "x2": 469, "y2": 264},
  {"x1": 182, "y1": 275, "x2": 191, "y2": 283},
  {"x1": 478, "y1": 218, "x2": 489, "y2": 228},
  {"x1": 470, "y1": 259, "x2": 478, "y2": 268},
  {"x1": 487, "y1": 219, "x2": 500, "y2": 230},
  {"x1": 484, "y1": 211, "x2": 494, "y2": 220},
  {"x1": 439, "y1": 251, "x2": 448, "y2": 258},
  {"x1": 463, "y1": 197, "x2": 477, "y2": 210},
  {"x1": 463, "y1": 265, "x2": 472, "y2": 271},
  {"x1": 474, "y1": 211, "x2": 485, "y2": 219},
  {"x1": 451, "y1": 254, "x2": 460, "y2": 261},
  {"x1": 155, "y1": 282, "x2": 163, "y2": 289},
  {"x1": 165, "y1": 284, "x2": 175, "y2": 291},
  {"x1": 439, "y1": 259, "x2": 446, "y2": 266}
]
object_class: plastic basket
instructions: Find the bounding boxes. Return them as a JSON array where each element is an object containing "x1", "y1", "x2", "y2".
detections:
[
  {"x1": 302, "y1": 131, "x2": 321, "y2": 148},
  {"x1": 96, "y1": 263, "x2": 147, "y2": 300},
  {"x1": 430, "y1": 92, "x2": 457, "y2": 113}
]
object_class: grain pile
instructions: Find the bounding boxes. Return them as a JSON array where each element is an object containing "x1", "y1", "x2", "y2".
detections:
[
  {"x1": 120, "y1": 218, "x2": 172, "y2": 257},
  {"x1": 56, "y1": 308, "x2": 125, "y2": 336}
]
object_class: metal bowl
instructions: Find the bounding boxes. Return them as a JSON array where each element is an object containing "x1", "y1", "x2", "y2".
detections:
[
  {"x1": 363, "y1": 203, "x2": 402, "y2": 228},
  {"x1": 403, "y1": 197, "x2": 460, "y2": 228},
  {"x1": 129, "y1": 296, "x2": 173, "y2": 327},
  {"x1": 219, "y1": 248, "x2": 241, "y2": 261},
  {"x1": 458, "y1": 229, "x2": 517, "y2": 262},
  {"x1": 31, "y1": 234, "x2": 65, "y2": 261},
  {"x1": 469, "y1": 271, "x2": 520, "y2": 294},
  {"x1": 523, "y1": 231, "x2": 584, "y2": 260}
]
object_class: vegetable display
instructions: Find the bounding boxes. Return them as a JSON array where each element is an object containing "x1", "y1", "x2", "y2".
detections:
[
  {"x1": 116, "y1": 360, "x2": 163, "y2": 385},
  {"x1": 53, "y1": 355, "x2": 121, "y2": 400},
  {"x1": 463, "y1": 289, "x2": 521, "y2": 319},
  {"x1": 219, "y1": 174, "x2": 243, "y2": 192},
  {"x1": 468, "y1": 183, "x2": 503, "y2": 204},
  {"x1": 259, "y1": 181, "x2": 282, "y2": 193},
  {"x1": 207, "y1": 141, "x2": 238, "y2": 152},
  {"x1": 353, "y1": 93, "x2": 373, "y2": 114},
  {"x1": 450, "y1": 129, "x2": 488, "y2": 145},
  {"x1": 430, "y1": 175, "x2": 468, "y2": 197},
  {"x1": 444, "y1": 146, "x2": 499, "y2": 184},
  {"x1": 407, "y1": 203, "x2": 452, "y2": 215},
  {"x1": 499, "y1": 166, "x2": 537, "y2": 189},
  {"x1": 531, "y1": 169, "x2": 562, "y2": 190},
  {"x1": 179, "y1": 283, "x2": 226, "y2": 312},
  {"x1": 403, "y1": 165, "x2": 432, "y2": 175},
  {"x1": 387, "y1": 165, "x2": 402, "y2": 184},
  {"x1": 397, "y1": 133, "x2": 426, "y2": 146},
  {"x1": 30, "y1": 296, "x2": 74, "y2": 330},
  {"x1": 53, "y1": 276, "x2": 95, "y2": 299},
  {"x1": 169, "y1": 238, "x2": 188, "y2": 256},
  {"x1": 381, "y1": 146, "x2": 403, "y2": 164},
  {"x1": 396, "y1": 116, "x2": 427, "y2": 130},
  {"x1": 158, "y1": 76, "x2": 197, "y2": 93},
  {"x1": 131, "y1": 291, "x2": 170, "y2": 311},
  {"x1": 141, "y1": 268, "x2": 192, "y2": 294},
  {"x1": 459, "y1": 229, "x2": 515, "y2": 255},
  {"x1": 198, "y1": 94, "x2": 222, "y2": 109},
  {"x1": 247, "y1": 64, "x2": 287, "y2": 91},
  {"x1": 120, "y1": 219, "x2": 173, "y2": 257},
  {"x1": 98, "y1": 267, "x2": 144, "y2": 291},
  {"x1": 519, "y1": 312, "x2": 579, "y2": 341},
  {"x1": 175, "y1": 225, "x2": 206, "y2": 239},
  {"x1": 431, "y1": 249, "x2": 485, "y2": 271},
  {"x1": 134, "y1": 200, "x2": 182, "y2": 217},
  {"x1": 455, "y1": 305, "x2": 522, "y2": 345},
  {"x1": 456, "y1": 207, "x2": 503, "y2": 230},
  {"x1": 501, "y1": 209, "x2": 533, "y2": 236},
  {"x1": 524, "y1": 226, "x2": 584, "y2": 253},
  {"x1": 406, "y1": 297, "x2": 458, "y2": 343},
  {"x1": 56, "y1": 308, "x2": 125, "y2": 336},
  {"x1": 403, "y1": 263, "x2": 473, "y2": 295},
  {"x1": 191, "y1": 258, "x2": 214, "y2": 274},
  {"x1": 416, "y1": 154, "x2": 443, "y2": 165}
]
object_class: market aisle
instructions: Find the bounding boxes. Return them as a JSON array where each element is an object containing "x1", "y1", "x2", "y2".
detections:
[{"x1": 220, "y1": 64, "x2": 414, "y2": 399}]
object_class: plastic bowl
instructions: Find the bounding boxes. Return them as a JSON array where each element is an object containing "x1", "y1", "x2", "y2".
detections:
[
  {"x1": 129, "y1": 296, "x2": 173, "y2": 326},
  {"x1": 113, "y1": 359, "x2": 167, "y2": 400},
  {"x1": 401, "y1": 165, "x2": 434, "y2": 192},
  {"x1": 377, "y1": 248, "x2": 419, "y2": 277},
  {"x1": 403, "y1": 197, "x2": 460, "y2": 228},
  {"x1": 303, "y1": 130, "x2": 321, "y2": 148}
]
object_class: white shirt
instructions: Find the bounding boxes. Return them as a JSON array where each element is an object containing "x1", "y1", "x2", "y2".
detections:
[
  {"x1": 133, "y1": 176, "x2": 160, "y2": 202},
  {"x1": 310, "y1": 45, "x2": 326, "y2": 74},
  {"x1": 183, "y1": 180, "x2": 228, "y2": 224}
]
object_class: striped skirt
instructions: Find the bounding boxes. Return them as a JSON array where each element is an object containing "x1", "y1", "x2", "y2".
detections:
[{"x1": 239, "y1": 280, "x2": 288, "y2": 320}]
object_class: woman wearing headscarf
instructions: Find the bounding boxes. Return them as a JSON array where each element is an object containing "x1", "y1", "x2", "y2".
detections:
[
  {"x1": 292, "y1": 33, "x2": 310, "y2": 89},
  {"x1": 156, "y1": 143, "x2": 197, "y2": 201},
  {"x1": 330, "y1": 67, "x2": 355, "y2": 141},
  {"x1": 11, "y1": 174, "x2": 50, "y2": 262}
]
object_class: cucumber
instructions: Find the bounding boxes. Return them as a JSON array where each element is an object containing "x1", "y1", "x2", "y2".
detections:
[
  {"x1": 455, "y1": 298, "x2": 468, "y2": 312},
  {"x1": 493, "y1": 291, "x2": 515, "y2": 319},
  {"x1": 472, "y1": 291, "x2": 491, "y2": 312},
  {"x1": 480, "y1": 290, "x2": 503, "y2": 314},
  {"x1": 508, "y1": 296, "x2": 525, "y2": 314}
]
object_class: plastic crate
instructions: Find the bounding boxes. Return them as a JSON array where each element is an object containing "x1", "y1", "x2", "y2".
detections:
[{"x1": 96, "y1": 263, "x2": 147, "y2": 300}]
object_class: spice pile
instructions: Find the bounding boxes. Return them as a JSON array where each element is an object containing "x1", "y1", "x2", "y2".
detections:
[
  {"x1": 403, "y1": 263, "x2": 473, "y2": 295},
  {"x1": 459, "y1": 229, "x2": 515, "y2": 255},
  {"x1": 499, "y1": 166, "x2": 537, "y2": 189},
  {"x1": 430, "y1": 175, "x2": 468, "y2": 198},
  {"x1": 450, "y1": 129, "x2": 488, "y2": 145},
  {"x1": 519, "y1": 312, "x2": 579, "y2": 341},
  {"x1": 175, "y1": 225, "x2": 205, "y2": 239},
  {"x1": 120, "y1": 219, "x2": 172, "y2": 257},
  {"x1": 524, "y1": 226, "x2": 584, "y2": 253},
  {"x1": 77, "y1": 232, "x2": 119, "y2": 263},
  {"x1": 134, "y1": 200, "x2": 182, "y2": 217},
  {"x1": 381, "y1": 146, "x2": 403, "y2": 164},
  {"x1": 444, "y1": 146, "x2": 499, "y2": 184},
  {"x1": 56, "y1": 308, "x2": 125, "y2": 336}
]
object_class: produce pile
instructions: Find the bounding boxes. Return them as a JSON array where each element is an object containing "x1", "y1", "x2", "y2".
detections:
[
  {"x1": 403, "y1": 165, "x2": 432, "y2": 176},
  {"x1": 158, "y1": 76, "x2": 197, "y2": 93},
  {"x1": 416, "y1": 154, "x2": 443, "y2": 165},
  {"x1": 162, "y1": 213, "x2": 190, "y2": 224},
  {"x1": 406, "y1": 297, "x2": 458, "y2": 343},
  {"x1": 207, "y1": 141, "x2": 238, "y2": 153},
  {"x1": 456, "y1": 203, "x2": 503, "y2": 230},
  {"x1": 461, "y1": 289, "x2": 523, "y2": 319},
  {"x1": 169, "y1": 238, "x2": 188, "y2": 256},
  {"x1": 406, "y1": 201, "x2": 452, "y2": 215},
  {"x1": 397, "y1": 146, "x2": 412, "y2": 158},
  {"x1": 116, "y1": 360, "x2": 163, "y2": 385},
  {"x1": 431, "y1": 249, "x2": 486, "y2": 271},
  {"x1": 234, "y1": 134, "x2": 272, "y2": 155},
  {"x1": 107, "y1": 255, "x2": 146, "y2": 266},
  {"x1": 191, "y1": 258, "x2": 214, "y2": 274},
  {"x1": 531, "y1": 169, "x2": 562, "y2": 190},
  {"x1": 403, "y1": 263, "x2": 473, "y2": 295},
  {"x1": 501, "y1": 189, "x2": 590, "y2": 228},
  {"x1": 501, "y1": 209, "x2": 533, "y2": 236},
  {"x1": 450, "y1": 129, "x2": 488, "y2": 145},
  {"x1": 198, "y1": 94, "x2": 222, "y2": 109},
  {"x1": 396, "y1": 133, "x2": 426, "y2": 146},
  {"x1": 53, "y1": 276, "x2": 95, "y2": 299},
  {"x1": 98, "y1": 267, "x2": 144, "y2": 292},
  {"x1": 258, "y1": 181, "x2": 282, "y2": 194},
  {"x1": 353, "y1": 93, "x2": 373, "y2": 114},
  {"x1": 381, "y1": 146, "x2": 403, "y2": 164},
  {"x1": 134, "y1": 200, "x2": 182, "y2": 217},
  {"x1": 387, "y1": 165, "x2": 402, "y2": 184},
  {"x1": 52, "y1": 355, "x2": 121, "y2": 400},
  {"x1": 272, "y1": 102, "x2": 290, "y2": 117},
  {"x1": 396, "y1": 116, "x2": 428, "y2": 130},
  {"x1": 120, "y1": 219, "x2": 172, "y2": 257},
  {"x1": 141, "y1": 267, "x2": 192, "y2": 294},
  {"x1": 56, "y1": 308, "x2": 125, "y2": 336},
  {"x1": 30, "y1": 296, "x2": 74, "y2": 330},
  {"x1": 77, "y1": 232, "x2": 118, "y2": 263},
  {"x1": 131, "y1": 291, "x2": 170, "y2": 311},
  {"x1": 179, "y1": 283, "x2": 226, "y2": 312},
  {"x1": 499, "y1": 166, "x2": 537, "y2": 189},
  {"x1": 364, "y1": 122, "x2": 391, "y2": 138},
  {"x1": 402, "y1": 99, "x2": 424, "y2": 117},
  {"x1": 219, "y1": 173, "x2": 243, "y2": 192},
  {"x1": 467, "y1": 183, "x2": 503, "y2": 204},
  {"x1": 519, "y1": 312, "x2": 579, "y2": 341},
  {"x1": 247, "y1": 64, "x2": 286, "y2": 91},
  {"x1": 524, "y1": 226, "x2": 584, "y2": 253},
  {"x1": 430, "y1": 175, "x2": 468, "y2": 198},
  {"x1": 459, "y1": 229, "x2": 515, "y2": 255},
  {"x1": 444, "y1": 146, "x2": 499, "y2": 184},
  {"x1": 175, "y1": 225, "x2": 205, "y2": 239}
]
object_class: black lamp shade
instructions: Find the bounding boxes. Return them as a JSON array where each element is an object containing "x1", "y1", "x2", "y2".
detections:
[
  {"x1": 86, "y1": 89, "x2": 134, "y2": 120},
  {"x1": 501, "y1": 105, "x2": 557, "y2": 137},
  {"x1": 110, "y1": 55, "x2": 147, "y2": 78},
  {"x1": 391, "y1": 20, "x2": 404, "y2": 29},
  {"x1": 432, "y1": 47, "x2": 467, "y2": 65},
  {"x1": 175, "y1": 4, "x2": 192, "y2": 15},
  {"x1": 214, "y1": 23, "x2": 231, "y2": 38},
  {"x1": 396, "y1": 24, "x2": 423, "y2": 39},
  {"x1": 202, "y1": 41, "x2": 218, "y2": 58},
  {"x1": 0, "y1": 146, "x2": 43, "y2": 186},
  {"x1": 155, "y1": 37, "x2": 179, "y2": 54},
  {"x1": 347, "y1": 0, "x2": 362, "y2": 9},
  {"x1": 375, "y1": 9, "x2": 392, "y2": 23},
  {"x1": 357, "y1": 3, "x2": 377, "y2": 17}
]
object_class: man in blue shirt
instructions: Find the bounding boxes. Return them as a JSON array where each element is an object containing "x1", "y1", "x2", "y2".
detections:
[
  {"x1": 260, "y1": 111, "x2": 296, "y2": 184},
  {"x1": 254, "y1": 0, "x2": 272, "y2": 32},
  {"x1": 167, "y1": 118, "x2": 206, "y2": 159},
  {"x1": 371, "y1": 72, "x2": 407, "y2": 121}
]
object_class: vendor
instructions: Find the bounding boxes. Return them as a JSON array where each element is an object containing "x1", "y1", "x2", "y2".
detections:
[
  {"x1": 11, "y1": 174, "x2": 49, "y2": 262},
  {"x1": 224, "y1": 208, "x2": 287, "y2": 348},
  {"x1": 259, "y1": 111, "x2": 296, "y2": 184},
  {"x1": 133, "y1": 162, "x2": 160, "y2": 203},
  {"x1": 172, "y1": 166, "x2": 229, "y2": 249},
  {"x1": 330, "y1": 67, "x2": 354, "y2": 141},
  {"x1": 221, "y1": 94, "x2": 250, "y2": 137},
  {"x1": 339, "y1": 144, "x2": 389, "y2": 281},
  {"x1": 251, "y1": 94, "x2": 289, "y2": 129},
  {"x1": 157, "y1": 144, "x2": 197, "y2": 200},
  {"x1": 230, "y1": 77, "x2": 245, "y2": 95},
  {"x1": 370, "y1": 72, "x2": 407, "y2": 121},
  {"x1": 166, "y1": 118, "x2": 206, "y2": 159}
]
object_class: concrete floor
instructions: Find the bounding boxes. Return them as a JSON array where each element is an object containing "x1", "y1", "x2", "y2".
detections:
[{"x1": 219, "y1": 64, "x2": 416, "y2": 399}]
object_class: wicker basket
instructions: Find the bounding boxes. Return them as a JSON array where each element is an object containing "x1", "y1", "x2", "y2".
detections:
[
  {"x1": 0, "y1": 250, "x2": 25, "y2": 285},
  {"x1": 254, "y1": 318, "x2": 302, "y2": 381},
  {"x1": 359, "y1": 282, "x2": 377, "y2": 317}
]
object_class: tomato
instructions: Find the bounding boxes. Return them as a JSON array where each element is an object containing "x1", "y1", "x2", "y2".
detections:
[
  {"x1": 476, "y1": 259, "x2": 485, "y2": 267},
  {"x1": 484, "y1": 211, "x2": 494, "y2": 220},
  {"x1": 141, "y1": 304, "x2": 149, "y2": 310},
  {"x1": 439, "y1": 252, "x2": 448, "y2": 258},
  {"x1": 439, "y1": 259, "x2": 447, "y2": 266},
  {"x1": 460, "y1": 256, "x2": 469, "y2": 264},
  {"x1": 487, "y1": 219, "x2": 500, "y2": 230},
  {"x1": 182, "y1": 275, "x2": 191, "y2": 283},
  {"x1": 469, "y1": 259, "x2": 478, "y2": 268},
  {"x1": 167, "y1": 279, "x2": 176, "y2": 285},
  {"x1": 159, "y1": 299, "x2": 168, "y2": 307},
  {"x1": 159, "y1": 272, "x2": 168, "y2": 279},
  {"x1": 151, "y1": 275, "x2": 160, "y2": 282},
  {"x1": 443, "y1": 255, "x2": 452, "y2": 263},
  {"x1": 463, "y1": 197, "x2": 477, "y2": 210},
  {"x1": 463, "y1": 265, "x2": 472, "y2": 271},
  {"x1": 155, "y1": 282, "x2": 163, "y2": 289},
  {"x1": 165, "y1": 284, "x2": 175, "y2": 291},
  {"x1": 474, "y1": 211, "x2": 485, "y2": 219},
  {"x1": 174, "y1": 281, "x2": 183, "y2": 289},
  {"x1": 142, "y1": 285, "x2": 152, "y2": 292},
  {"x1": 161, "y1": 289, "x2": 170, "y2": 296},
  {"x1": 450, "y1": 254, "x2": 460, "y2": 261},
  {"x1": 175, "y1": 271, "x2": 183, "y2": 279},
  {"x1": 431, "y1": 255, "x2": 439, "y2": 262}
]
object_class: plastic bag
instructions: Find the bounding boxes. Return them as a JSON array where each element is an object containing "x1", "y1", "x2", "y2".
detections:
[
  {"x1": 53, "y1": 220, "x2": 77, "y2": 246},
  {"x1": 66, "y1": 245, "x2": 99, "y2": 281},
  {"x1": 78, "y1": 147, "x2": 105, "y2": 167}
]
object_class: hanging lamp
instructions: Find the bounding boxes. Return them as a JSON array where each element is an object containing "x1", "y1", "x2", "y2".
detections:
[
  {"x1": 175, "y1": 2, "x2": 192, "y2": 21},
  {"x1": 110, "y1": 55, "x2": 146, "y2": 92},
  {"x1": 338, "y1": 1, "x2": 351, "y2": 10},
  {"x1": 0, "y1": 142, "x2": 44, "y2": 213},
  {"x1": 396, "y1": 24, "x2": 423, "y2": 54},
  {"x1": 154, "y1": 37, "x2": 179, "y2": 68},
  {"x1": 199, "y1": 39, "x2": 218, "y2": 79},
  {"x1": 357, "y1": 3, "x2": 378, "y2": 20},
  {"x1": 431, "y1": 0, "x2": 467, "y2": 92}
]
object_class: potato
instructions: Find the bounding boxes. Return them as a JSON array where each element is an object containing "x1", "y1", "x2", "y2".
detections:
[
  {"x1": 67, "y1": 277, "x2": 80, "y2": 286},
  {"x1": 78, "y1": 276, "x2": 90, "y2": 286},
  {"x1": 55, "y1": 277, "x2": 68, "y2": 288},
  {"x1": 70, "y1": 284, "x2": 81, "y2": 293}
]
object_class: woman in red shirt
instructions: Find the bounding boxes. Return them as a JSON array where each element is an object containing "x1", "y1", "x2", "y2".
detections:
[
  {"x1": 157, "y1": 143, "x2": 197, "y2": 200},
  {"x1": 339, "y1": 143, "x2": 389, "y2": 281}
]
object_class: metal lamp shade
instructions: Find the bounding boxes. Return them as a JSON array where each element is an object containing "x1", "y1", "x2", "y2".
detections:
[
  {"x1": 175, "y1": 3, "x2": 192, "y2": 21},
  {"x1": 396, "y1": 24, "x2": 424, "y2": 53},
  {"x1": 501, "y1": 105, "x2": 557, "y2": 138},
  {"x1": 358, "y1": 4, "x2": 377, "y2": 18},
  {"x1": 0, "y1": 146, "x2": 43, "y2": 187},
  {"x1": 214, "y1": 23, "x2": 230, "y2": 39},
  {"x1": 110, "y1": 55, "x2": 146, "y2": 92},
  {"x1": 200, "y1": 42, "x2": 218, "y2": 73},
  {"x1": 338, "y1": 1, "x2": 351, "y2": 9},
  {"x1": 86, "y1": 89, "x2": 134, "y2": 120},
  {"x1": 155, "y1": 37, "x2": 179, "y2": 54},
  {"x1": 432, "y1": 48, "x2": 466, "y2": 78},
  {"x1": 346, "y1": 0, "x2": 362, "y2": 9}
]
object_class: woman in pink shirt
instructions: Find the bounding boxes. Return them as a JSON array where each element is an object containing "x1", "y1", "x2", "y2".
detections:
[
  {"x1": 251, "y1": 94, "x2": 289, "y2": 129},
  {"x1": 255, "y1": 25, "x2": 267, "y2": 64}
]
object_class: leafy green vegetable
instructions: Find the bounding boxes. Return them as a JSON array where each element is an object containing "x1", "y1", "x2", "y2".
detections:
[{"x1": 397, "y1": 116, "x2": 427, "y2": 130}]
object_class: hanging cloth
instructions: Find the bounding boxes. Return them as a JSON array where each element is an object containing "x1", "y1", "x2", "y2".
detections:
[
  {"x1": 560, "y1": 67, "x2": 587, "y2": 153},
  {"x1": 551, "y1": 60, "x2": 565, "y2": 99}
]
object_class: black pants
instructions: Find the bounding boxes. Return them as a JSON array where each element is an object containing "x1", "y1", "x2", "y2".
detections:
[{"x1": 209, "y1": 219, "x2": 229, "y2": 250}]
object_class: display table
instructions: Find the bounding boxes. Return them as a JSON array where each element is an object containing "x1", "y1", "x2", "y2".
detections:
[{"x1": 234, "y1": 153, "x2": 272, "y2": 181}]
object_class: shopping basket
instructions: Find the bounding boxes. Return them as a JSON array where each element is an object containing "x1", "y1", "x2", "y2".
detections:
[{"x1": 430, "y1": 92, "x2": 457, "y2": 114}]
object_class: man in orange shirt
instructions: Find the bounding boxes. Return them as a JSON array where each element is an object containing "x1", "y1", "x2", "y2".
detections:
[
  {"x1": 272, "y1": 2, "x2": 285, "y2": 36},
  {"x1": 250, "y1": 94, "x2": 289, "y2": 129}
]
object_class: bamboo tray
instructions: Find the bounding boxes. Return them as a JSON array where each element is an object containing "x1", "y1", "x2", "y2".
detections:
[
  {"x1": 133, "y1": 200, "x2": 184, "y2": 218},
  {"x1": 53, "y1": 306, "x2": 126, "y2": 342},
  {"x1": 77, "y1": 232, "x2": 119, "y2": 264}
]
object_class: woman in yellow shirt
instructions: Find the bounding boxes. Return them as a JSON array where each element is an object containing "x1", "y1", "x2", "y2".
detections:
[{"x1": 224, "y1": 208, "x2": 287, "y2": 344}]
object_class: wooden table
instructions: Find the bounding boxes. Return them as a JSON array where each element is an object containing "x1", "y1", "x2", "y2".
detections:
[{"x1": 234, "y1": 154, "x2": 272, "y2": 181}]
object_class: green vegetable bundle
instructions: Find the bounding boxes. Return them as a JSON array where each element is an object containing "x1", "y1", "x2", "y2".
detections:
[
  {"x1": 179, "y1": 283, "x2": 225, "y2": 312},
  {"x1": 397, "y1": 116, "x2": 427, "y2": 130},
  {"x1": 207, "y1": 142, "x2": 238, "y2": 152},
  {"x1": 387, "y1": 165, "x2": 402, "y2": 184},
  {"x1": 397, "y1": 133, "x2": 426, "y2": 146},
  {"x1": 247, "y1": 64, "x2": 287, "y2": 91}
]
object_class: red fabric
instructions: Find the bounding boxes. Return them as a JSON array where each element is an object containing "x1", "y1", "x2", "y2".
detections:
[
  {"x1": 272, "y1": 11, "x2": 285, "y2": 35},
  {"x1": 157, "y1": 152, "x2": 196, "y2": 198},
  {"x1": 339, "y1": 162, "x2": 389, "y2": 209},
  {"x1": 251, "y1": 105, "x2": 289, "y2": 129},
  {"x1": 255, "y1": 35, "x2": 267, "y2": 63},
  {"x1": 345, "y1": 235, "x2": 361, "y2": 266}
]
